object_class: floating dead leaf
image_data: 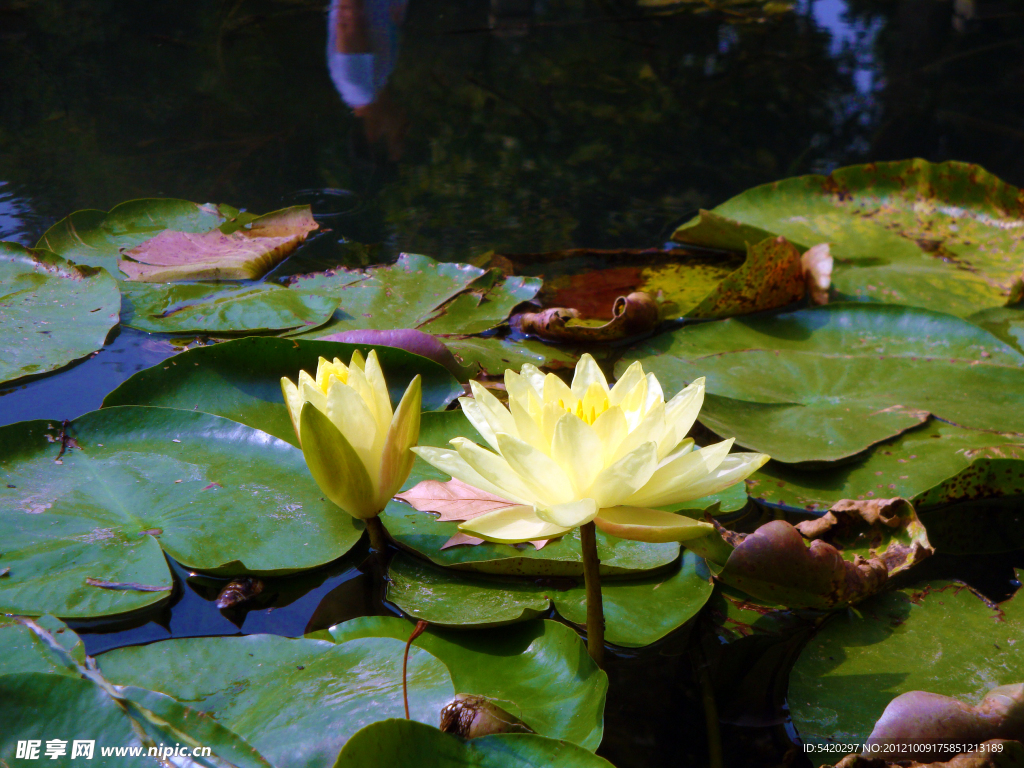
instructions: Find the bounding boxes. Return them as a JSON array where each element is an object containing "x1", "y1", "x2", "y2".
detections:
[
  {"x1": 395, "y1": 478, "x2": 553, "y2": 550},
  {"x1": 688, "y1": 497, "x2": 931, "y2": 610},
  {"x1": 513, "y1": 291, "x2": 660, "y2": 343},
  {"x1": 118, "y1": 206, "x2": 318, "y2": 282},
  {"x1": 802, "y1": 243, "x2": 833, "y2": 305}
]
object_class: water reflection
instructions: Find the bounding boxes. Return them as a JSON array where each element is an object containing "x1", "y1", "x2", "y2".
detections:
[{"x1": 327, "y1": 0, "x2": 408, "y2": 160}]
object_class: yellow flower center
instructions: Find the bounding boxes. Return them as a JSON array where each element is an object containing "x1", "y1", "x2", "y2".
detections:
[{"x1": 557, "y1": 383, "x2": 610, "y2": 425}]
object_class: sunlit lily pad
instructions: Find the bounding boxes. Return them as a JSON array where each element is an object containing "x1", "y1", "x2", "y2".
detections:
[
  {"x1": 443, "y1": 335, "x2": 580, "y2": 377},
  {"x1": 121, "y1": 282, "x2": 337, "y2": 334},
  {"x1": 284, "y1": 253, "x2": 540, "y2": 339},
  {"x1": 619, "y1": 303, "x2": 1024, "y2": 463},
  {"x1": 0, "y1": 407, "x2": 363, "y2": 618},
  {"x1": 0, "y1": 242, "x2": 120, "y2": 385},
  {"x1": 102, "y1": 337, "x2": 463, "y2": 445},
  {"x1": 0, "y1": 617, "x2": 273, "y2": 768},
  {"x1": 748, "y1": 421, "x2": 1024, "y2": 512},
  {"x1": 386, "y1": 550, "x2": 713, "y2": 647},
  {"x1": 325, "y1": 616, "x2": 606, "y2": 750},
  {"x1": 689, "y1": 159, "x2": 1024, "y2": 317},
  {"x1": 101, "y1": 634, "x2": 454, "y2": 768},
  {"x1": 789, "y1": 575, "x2": 1024, "y2": 762},
  {"x1": 333, "y1": 720, "x2": 616, "y2": 768},
  {"x1": 384, "y1": 411, "x2": 682, "y2": 576}
]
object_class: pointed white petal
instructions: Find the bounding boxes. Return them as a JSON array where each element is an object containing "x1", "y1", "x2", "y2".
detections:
[
  {"x1": 459, "y1": 397, "x2": 501, "y2": 453},
  {"x1": 280, "y1": 377, "x2": 303, "y2": 444},
  {"x1": 453, "y1": 437, "x2": 542, "y2": 505},
  {"x1": 363, "y1": 349, "x2": 394, "y2": 429},
  {"x1": 669, "y1": 452, "x2": 769, "y2": 501},
  {"x1": 459, "y1": 505, "x2": 572, "y2": 544},
  {"x1": 495, "y1": 432, "x2": 575, "y2": 506},
  {"x1": 469, "y1": 380, "x2": 518, "y2": 441},
  {"x1": 611, "y1": 399, "x2": 666, "y2": 463},
  {"x1": 644, "y1": 373, "x2": 664, "y2": 412},
  {"x1": 591, "y1": 406, "x2": 628, "y2": 463},
  {"x1": 594, "y1": 506, "x2": 714, "y2": 543},
  {"x1": 410, "y1": 446, "x2": 525, "y2": 502},
  {"x1": 535, "y1": 498, "x2": 599, "y2": 527},
  {"x1": 510, "y1": 396, "x2": 549, "y2": 454},
  {"x1": 589, "y1": 441, "x2": 658, "y2": 508},
  {"x1": 571, "y1": 354, "x2": 609, "y2": 399},
  {"x1": 659, "y1": 378, "x2": 705, "y2": 458},
  {"x1": 609, "y1": 361, "x2": 644, "y2": 405},
  {"x1": 625, "y1": 438, "x2": 735, "y2": 508},
  {"x1": 543, "y1": 373, "x2": 575, "y2": 410},
  {"x1": 519, "y1": 364, "x2": 547, "y2": 400}
]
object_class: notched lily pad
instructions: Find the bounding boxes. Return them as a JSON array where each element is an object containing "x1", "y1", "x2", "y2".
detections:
[
  {"x1": 690, "y1": 497, "x2": 931, "y2": 609},
  {"x1": 620, "y1": 303, "x2": 1024, "y2": 463},
  {"x1": 0, "y1": 242, "x2": 120, "y2": 385},
  {"x1": 118, "y1": 206, "x2": 318, "y2": 282}
]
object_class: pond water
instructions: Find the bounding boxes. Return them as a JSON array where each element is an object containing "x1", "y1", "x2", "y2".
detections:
[{"x1": 3, "y1": 1, "x2": 1024, "y2": 765}]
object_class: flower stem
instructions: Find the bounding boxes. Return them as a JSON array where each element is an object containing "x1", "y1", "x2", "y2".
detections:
[
  {"x1": 580, "y1": 521, "x2": 605, "y2": 669},
  {"x1": 365, "y1": 515, "x2": 388, "y2": 554}
]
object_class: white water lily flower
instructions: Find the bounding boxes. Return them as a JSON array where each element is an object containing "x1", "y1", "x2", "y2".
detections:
[
  {"x1": 281, "y1": 350, "x2": 421, "y2": 520},
  {"x1": 412, "y1": 354, "x2": 768, "y2": 544}
]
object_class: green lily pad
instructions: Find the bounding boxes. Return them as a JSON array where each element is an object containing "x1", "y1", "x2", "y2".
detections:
[
  {"x1": 443, "y1": 336, "x2": 580, "y2": 377},
  {"x1": 120, "y1": 282, "x2": 337, "y2": 334},
  {"x1": 748, "y1": 421, "x2": 1024, "y2": 512},
  {"x1": 386, "y1": 549, "x2": 713, "y2": 648},
  {"x1": 0, "y1": 242, "x2": 120, "y2": 385},
  {"x1": 384, "y1": 411, "x2": 681, "y2": 576},
  {"x1": 0, "y1": 618, "x2": 273, "y2": 768},
  {"x1": 0, "y1": 406, "x2": 363, "y2": 618},
  {"x1": 970, "y1": 305, "x2": 1024, "y2": 355},
  {"x1": 333, "y1": 720, "x2": 616, "y2": 768},
  {"x1": 789, "y1": 575, "x2": 1024, "y2": 761},
  {"x1": 688, "y1": 159, "x2": 1024, "y2": 316},
  {"x1": 326, "y1": 616, "x2": 606, "y2": 750},
  {"x1": 283, "y1": 253, "x2": 540, "y2": 339},
  {"x1": 619, "y1": 303, "x2": 1024, "y2": 463},
  {"x1": 37, "y1": 199, "x2": 240, "y2": 275},
  {"x1": 100, "y1": 634, "x2": 454, "y2": 768},
  {"x1": 101, "y1": 337, "x2": 462, "y2": 446}
]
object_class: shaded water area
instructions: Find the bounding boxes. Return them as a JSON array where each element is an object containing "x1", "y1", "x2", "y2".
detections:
[{"x1": 3, "y1": 0, "x2": 1024, "y2": 765}]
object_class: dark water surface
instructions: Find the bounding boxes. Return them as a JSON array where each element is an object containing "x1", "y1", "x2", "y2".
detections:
[{"x1": 3, "y1": 1, "x2": 1024, "y2": 765}]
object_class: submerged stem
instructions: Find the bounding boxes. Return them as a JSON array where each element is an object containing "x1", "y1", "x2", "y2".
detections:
[
  {"x1": 694, "y1": 647, "x2": 723, "y2": 768},
  {"x1": 580, "y1": 521, "x2": 605, "y2": 669},
  {"x1": 364, "y1": 515, "x2": 388, "y2": 554}
]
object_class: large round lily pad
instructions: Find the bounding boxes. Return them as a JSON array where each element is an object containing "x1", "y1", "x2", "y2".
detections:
[
  {"x1": 283, "y1": 253, "x2": 541, "y2": 339},
  {"x1": 326, "y1": 616, "x2": 606, "y2": 750},
  {"x1": 102, "y1": 337, "x2": 463, "y2": 445},
  {"x1": 333, "y1": 719, "x2": 616, "y2": 768},
  {"x1": 748, "y1": 421, "x2": 1024, "y2": 512},
  {"x1": 789, "y1": 576, "x2": 1024, "y2": 761},
  {"x1": 682, "y1": 159, "x2": 1024, "y2": 317},
  {"x1": 0, "y1": 406, "x2": 363, "y2": 618},
  {"x1": 386, "y1": 550, "x2": 713, "y2": 648},
  {"x1": 619, "y1": 303, "x2": 1024, "y2": 463},
  {"x1": 384, "y1": 411, "x2": 681, "y2": 576},
  {"x1": 100, "y1": 634, "x2": 454, "y2": 768},
  {"x1": 0, "y1": 242, "x2": 120, "y2": 385},
  {"x1": 121, "y1": 281, "x2": 337, "y2": 334}
]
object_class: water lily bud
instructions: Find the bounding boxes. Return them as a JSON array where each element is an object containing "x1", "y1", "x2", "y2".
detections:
[
  {"x1": 281, "y1": 350, "x2": 421, "y2": 519},
  {"x1": 439, "y1": 694, "x2": 534, "y2": 738}
]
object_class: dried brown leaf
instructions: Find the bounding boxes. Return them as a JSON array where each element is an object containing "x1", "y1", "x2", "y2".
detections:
[
  {"x1": 395, "y1": 478, "x2": 517, "y2": 522},
  {"x1": 514, "y1": 291, "x2": 660, "y2": 343}
]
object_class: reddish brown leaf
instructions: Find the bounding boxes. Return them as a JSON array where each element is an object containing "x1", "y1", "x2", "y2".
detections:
[
  {"x1": 441, "y1": 532, "x2": 551, "y2": 551},
  {"x1": 395, "y1": 478, "x2": 517, "y2": 522}
]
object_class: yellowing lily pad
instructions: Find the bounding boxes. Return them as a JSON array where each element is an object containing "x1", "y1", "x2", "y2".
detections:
[
  {"x1": 0, "y1": 242, "x2": 120, "y2": 385},
  {"x1": 691, "y1": 159, "x2": 1024, "y2": 317},
  {"x1": 118, "y1": 206, "x2": 318, "y2": 282}
]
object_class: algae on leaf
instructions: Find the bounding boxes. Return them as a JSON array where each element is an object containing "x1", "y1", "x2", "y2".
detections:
[{"x1": 0, "y1": 242, "x2": 120, "y2": 385}]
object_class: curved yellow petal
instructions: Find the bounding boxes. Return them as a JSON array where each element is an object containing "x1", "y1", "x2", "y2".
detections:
[
  {"x1": 459, "y1": 397, "x2": 500, "y2": 453},
  {"x1": 378, "y1": 375, "x2": 421, "y2": 506},
  {"x1": 410, "y1": 445, "x2": 523, "y2": 502},
  {"x1": 535, "y1": 498, "x2": 599, "y2": 528},
  {"x1": 660, "y1": 378, "x2": 705, "y2": 459},
  {"x1": 552, "y1": 412, "x2": 603, "y2": 495},
  {"x1": 280, "y1": 377, "x2": 303, "y2": 443},
  {"x1": 610, "y1": 399, "x2": 666, "y2": 464},
  {"x1": 325, "y1": 377, "x2": 378, "y2": 475},
  {"x1": 618, "y1": 376, "x2": 648, "y2": 430},
  {"x1": 625, "y1": 438, "x2": 735, "y2": 508},
  {"x1": 609, "y1": 360, "x2": 644, "y2": 405},
  {"x1": 458, "y1": 505, "x2": 572, "y2": 544},
  {"x1": 469, "y1": 380, "x2": 518, "y2": 442},
  {"x1": 671, "y1": 452, "x2": 769, "y2": 501},
  {"x1": 543, "y1": 373, "x2": 575, "y2": 410},
  {"x1": 644, "y1": 373, "x2": 664, "y2": 412},
  {"x1": 452, "y1": 437, "x2": 541, "y2": 505},
  {"x1": 518, "y1": 364, "x2": 547, "y2": 401},
  {"x1": 505, "y1": 370, "x2": 544, "y2": 423},
  {"x1": 299, "y1": 402, "x2": 377, "y2": 519},
  {"x1": 570, "y1": 353, "x2": 609, "y2": 398},
  {"x1": 594, "y1": 506, "x2": 714, "y2": 543},
  {"x1": 363, "y1": 349, "x2": 394, "y2": 430},
  {"x1": 509, "y1": 396, "x2": 549, "y2": 454},
  {"x1": 495, "y1": 432, "x2": 575, "y2": 506},
  {"x1": 591, "y1": 406, "x2": 627, "y2": 464},
  {"x1": 588, "y1": 441, "x2": 658, "y2": 508}
]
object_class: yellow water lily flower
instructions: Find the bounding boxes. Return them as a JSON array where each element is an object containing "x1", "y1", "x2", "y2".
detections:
[
  {"x1": 281, "y1": 350, "x2": 421, "y2": 520},
  {"x1": 412, "y1": 354, "x2": 768, "y2": 544}
]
